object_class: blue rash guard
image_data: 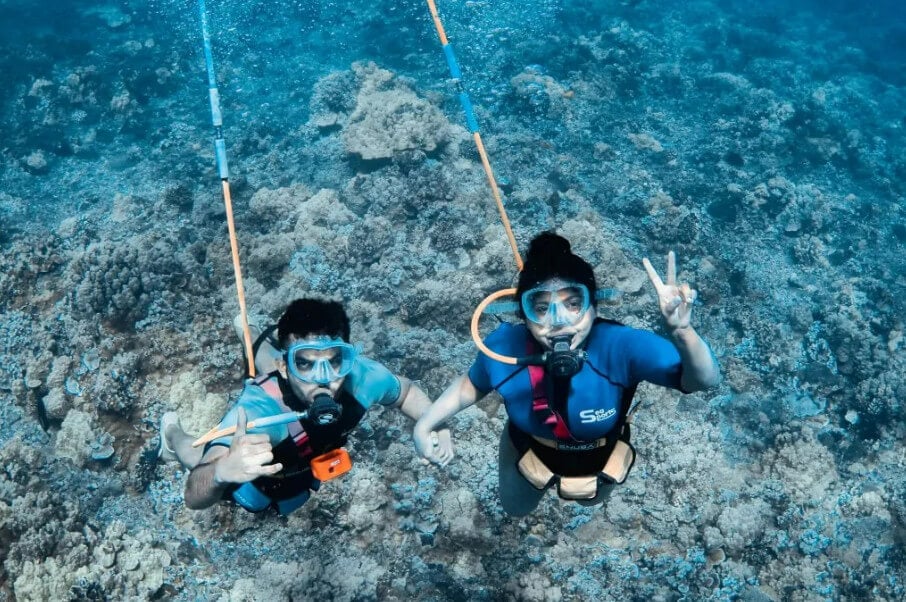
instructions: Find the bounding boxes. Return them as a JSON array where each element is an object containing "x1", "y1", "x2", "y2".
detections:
[
  {"x1": 468, "y1": 321, "x2": 684, "y2": 441},
  {"x1": 205, "y1": 356, "x2": 401, "y2": 513}
]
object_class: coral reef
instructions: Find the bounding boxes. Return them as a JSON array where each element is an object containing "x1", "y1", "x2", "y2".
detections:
[
  {"x1": 0, "y1": 0, "x2": 903, "y2": 600},
  {"x1": 342, "y1": 62, "x2": 456, "y2": 161}
]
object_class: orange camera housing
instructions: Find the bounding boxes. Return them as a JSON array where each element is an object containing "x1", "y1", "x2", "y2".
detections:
[{"x1": 310, "y1": 448, "x2": 353, "y2": 482}]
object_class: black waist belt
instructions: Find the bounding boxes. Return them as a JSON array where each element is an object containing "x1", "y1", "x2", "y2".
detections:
[{"x1": 508, "y1": 422, "x2": 631, "y2": 478}]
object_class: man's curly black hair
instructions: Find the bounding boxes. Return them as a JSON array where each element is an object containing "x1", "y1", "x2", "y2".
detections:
[{"x1": 277, "y1": 298, "x2": 350, "y2": 348}]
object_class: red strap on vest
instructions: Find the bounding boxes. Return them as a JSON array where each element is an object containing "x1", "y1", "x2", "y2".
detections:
[
  {"x1": 526, "y1": 341, "x2": 575, "y2": 441},
  {"x1": 291, "y1": 430, "x2": 314, "y2": 460},
  {"x1": 255, "y1": 375, "x2": 313, "y2": 460}
]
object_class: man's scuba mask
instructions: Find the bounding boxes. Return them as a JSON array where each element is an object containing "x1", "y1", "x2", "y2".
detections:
[
  {"x1": 285, "y1": 338, "x2": 359, "y2": 385},
  {"x1": 284, "y1": 338, "x2": 359, "y2": 426}
]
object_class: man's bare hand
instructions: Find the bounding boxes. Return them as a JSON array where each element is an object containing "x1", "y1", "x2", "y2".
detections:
[{"x1": 213, "y1": 407, "x2": 283, "y2": 484}]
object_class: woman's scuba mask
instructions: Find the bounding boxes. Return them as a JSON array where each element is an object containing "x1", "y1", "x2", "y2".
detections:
[{"x1": 521, "y1": 282, "x2": 591, "y2": 328}]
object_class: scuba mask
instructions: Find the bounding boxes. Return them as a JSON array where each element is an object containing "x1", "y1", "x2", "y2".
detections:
[
  {"x1": 522, "y1": 282, "x2": 591, "y2": 379},
  {"x1": 285, "y1": 337, "x2": 359, "y2": 426},
  {"x1": 521, "y1": 281, "x2": 591, "y2": 328},
  {"x1": 285, "y1": 338, "x2": 359, "y2": 385}
]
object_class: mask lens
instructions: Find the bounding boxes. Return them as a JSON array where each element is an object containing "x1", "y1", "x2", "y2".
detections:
[
  {"x1": 521, "y1": 283, "x2": 590, "y2": 326},
  {"x1": 287, "y1": 340, "x2": 357, "y2": 383}
]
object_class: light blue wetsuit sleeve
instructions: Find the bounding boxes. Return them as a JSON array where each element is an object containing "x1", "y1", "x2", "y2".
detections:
[
  {"x1": 619, "y1": 328, "x2": 684, "y2": 390},
  {"x1": 344, "y1": 356, "x2": 402, "y2": 408},
  {"x1": 204, "y1": 382, "x2": 289, "y2": 452}
]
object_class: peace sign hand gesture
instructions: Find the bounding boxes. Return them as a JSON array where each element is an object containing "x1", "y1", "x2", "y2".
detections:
[{"x1": 643, "y1": 251, "x2": 697, "y2": 331}]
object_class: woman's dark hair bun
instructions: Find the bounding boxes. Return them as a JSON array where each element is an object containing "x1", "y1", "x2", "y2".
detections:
[{"x1": 526, "y1": 232, "x2": 572, "y2": 259}]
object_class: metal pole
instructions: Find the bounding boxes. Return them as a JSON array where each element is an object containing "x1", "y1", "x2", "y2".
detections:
[{"x1": 198, "y1": 0, "x2": 256, "y2": 377}]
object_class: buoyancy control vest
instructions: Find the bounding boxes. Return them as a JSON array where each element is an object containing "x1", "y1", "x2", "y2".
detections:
[
  {"x1": 503, "y1": 319, "x2": 640, "y2": 499},
  {"x1": 228, "y1": 373, "x2": 367, "y2": 514}
]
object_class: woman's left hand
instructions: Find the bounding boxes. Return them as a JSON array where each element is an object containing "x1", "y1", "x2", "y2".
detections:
[{"x1": 643, "y1": 251, "x2": 697, "y2": 331}]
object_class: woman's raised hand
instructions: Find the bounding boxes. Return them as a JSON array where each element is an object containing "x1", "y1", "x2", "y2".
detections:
[{"x1": 643, "y1": 251, "x2": 697, "y2": 331}]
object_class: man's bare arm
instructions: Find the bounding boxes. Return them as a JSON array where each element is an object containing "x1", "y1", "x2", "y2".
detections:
[{"x1": 184, "y1": 446, "x2": 230, "y2": 510}]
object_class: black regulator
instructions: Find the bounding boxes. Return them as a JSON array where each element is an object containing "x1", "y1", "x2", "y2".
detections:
[
  {"x1": 544, "y1": 335, "x2": 586, "y2": 379},
  {"x1": 308, "y1": 393, "x2": 342, "y2": 426}
]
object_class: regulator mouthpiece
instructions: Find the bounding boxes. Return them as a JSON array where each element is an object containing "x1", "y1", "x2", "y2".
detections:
[
  {"x1": 546, "y1": 335, "x2": 585, "y2": 379},
  {"x1": 309, "y1": 393, "x2": 342, "y2": 426}
]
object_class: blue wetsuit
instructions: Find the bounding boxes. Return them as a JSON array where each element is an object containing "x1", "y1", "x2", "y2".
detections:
[
  {"x1": 469, "y1": 321, "x2": 684, "y2": 442},
  {"x1": 206, "y1": 356, "x2": 401, "y2": 514}
]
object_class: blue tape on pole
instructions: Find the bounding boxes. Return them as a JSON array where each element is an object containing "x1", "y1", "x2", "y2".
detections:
[
  {"x1": 202, "y1": 43, "x2": 216, "y2": 88},
  {"x1": 458, "y1": 92, "x2": 479, "y2": 133},
  {"x1": 214, "y1": 138, "x2": 229, "y2": 179},
  {"x1": 443, "y1": 44, "x2": 461, "y2": 80},
  {"x1": 198, "y1": 0, "x2": 217, "y2": 88}
]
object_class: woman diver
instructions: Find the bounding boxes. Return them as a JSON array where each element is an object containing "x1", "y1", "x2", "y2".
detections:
[{"x1": 413, "y1": 232, "x2": 721, "y2": 516}]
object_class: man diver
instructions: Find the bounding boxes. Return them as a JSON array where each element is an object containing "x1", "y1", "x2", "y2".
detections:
[
  {"x1": 413, "y1": 232, "x2": 721, "y2": 516},
  {"x1": 159, "y1": 298, "x2": 453, "y2": 514}
]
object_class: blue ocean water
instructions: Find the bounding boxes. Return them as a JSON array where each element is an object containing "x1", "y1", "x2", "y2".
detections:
[{"x1": 0, "y1": 0, "x2": 904, "y2": 600}]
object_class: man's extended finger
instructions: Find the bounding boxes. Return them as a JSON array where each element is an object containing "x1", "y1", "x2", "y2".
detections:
[
  {"x1": 667, "y1": 251, "x2": 676, "y2": 286},
  {"x1": 245, "y1": 451, "x2": 274, "y2": 466},
  {"x1": 642, "y1": 257, "x2": 664, "y2": 291},
  {"x1": 241, "y1": 441, "x2": 273, "y2": 456},
  {"x1": 235, "y1": 407, "x2": 248, "y2": 438}
]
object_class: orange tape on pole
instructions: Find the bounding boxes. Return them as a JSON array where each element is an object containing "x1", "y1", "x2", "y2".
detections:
[
  {"x1": 426, "y1": 0, "x2": 449, "y2": 45},
  {"x1": 473, "y1": 132, "x2": 523, "y2": 271},
  {"x1": 222, "y1": 180, "x2": 256, "y2": 377}
]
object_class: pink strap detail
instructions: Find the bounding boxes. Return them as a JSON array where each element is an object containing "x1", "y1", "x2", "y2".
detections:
[
  {"x1": 526, "y1": 340, "x2": 574, "y2": 441},
  {"x1": 292, "y1": 430, "x2": 313, "y2": 458},
  {"x1": 258, "y1": 378, "x2": 283, "y2": 401}
]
